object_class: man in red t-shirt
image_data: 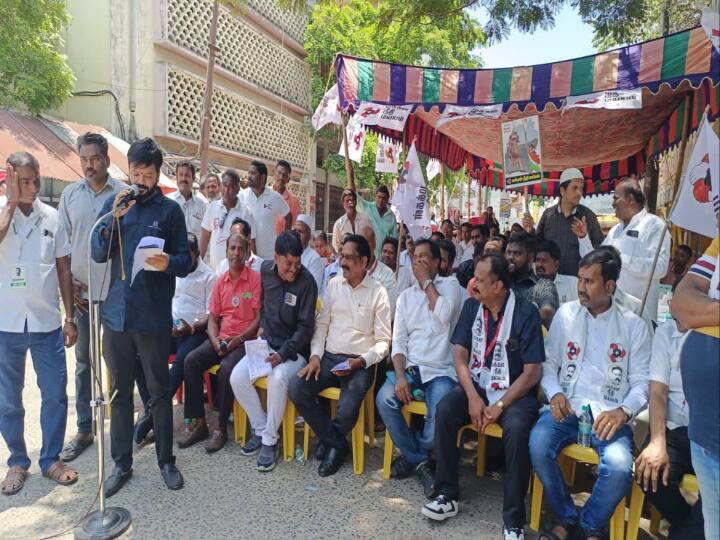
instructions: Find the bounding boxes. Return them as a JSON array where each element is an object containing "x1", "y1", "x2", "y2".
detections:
[{"x1": 178, "y1": 234, "x2": 261, "y2": 452}]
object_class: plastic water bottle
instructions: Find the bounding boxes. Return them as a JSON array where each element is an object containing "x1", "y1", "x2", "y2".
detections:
[
  {"x1": 295, "y1": 445, "x2": 305, "y2": 464},
  {"x1": 183, "y1": 418, "x2": 192, "y2": 434},
  {"x1": 577, "y1": 405, "x2": 592, "y2": 448},
  {"x1": 412, "y1": 388, "x2": 426, "y2": 402}
]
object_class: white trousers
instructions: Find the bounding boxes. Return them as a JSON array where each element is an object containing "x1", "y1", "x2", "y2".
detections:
[{"x1": 229, "y1": 355, "x2": 305, "y2": 446}]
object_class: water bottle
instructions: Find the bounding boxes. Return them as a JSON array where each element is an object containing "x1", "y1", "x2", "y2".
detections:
[
  {"x1": 412, "y1": 388, "x2": 426, "y2": 402},
  {"x1": 577, "y1": 405, "x2": 592, "y2": 448},
  {"x1": 295, "y1": 445, "x2": 305, "y2": 465},
  {"x1": 183, "y1": 418, "x2": 192, "y2": 434}
]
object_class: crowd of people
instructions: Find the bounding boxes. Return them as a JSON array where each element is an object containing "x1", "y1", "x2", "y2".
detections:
[{"x1": 0, "y1": 133, "x2": 717, "y2": 540}]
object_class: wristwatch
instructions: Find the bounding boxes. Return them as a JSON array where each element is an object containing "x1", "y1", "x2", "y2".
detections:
[
  {"x1": 359, "y1": 358, "x2": 367, "y2": 369},
  {"x1": 620, "y1": 405, "x2": 632, "y2": 422},
  {"x1": 64, "y1": 317, "x2": 76, "y2": 325},
  {"x1": 495, "y1": 400, "x2": 505, "y2": 410},
  {"x1": 421, "y1": 279, "x2": 433, "y2": 291}
]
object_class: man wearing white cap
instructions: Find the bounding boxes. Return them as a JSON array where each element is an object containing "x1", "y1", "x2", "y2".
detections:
[
  {"x1": 534, "y1": 168, "x2": 604, "y2": 277},
  {"x1": 293, "y1": 214, "x2": 324, "y2": 290}
]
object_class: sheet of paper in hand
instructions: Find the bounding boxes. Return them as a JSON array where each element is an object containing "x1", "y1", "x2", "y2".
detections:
[
  {"x1": 132, "y1": 236, "x2": 165, "y2": 284},
  {"x1": 330, "y1": 360, "x2": 351, "y2": 373},
  {"x1": 246, "y1": 338, "x2": 271, "y2": 381}
]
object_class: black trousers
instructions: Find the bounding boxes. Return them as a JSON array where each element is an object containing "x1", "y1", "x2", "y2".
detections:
[
  {"x1": 289, "y1": 352, "x2": 374, "y2": 450},
  {"x1": 103, "y1": 328, "x2": 173, "y2": 470},
  {"x1": 641, "y1": 427, "x2": 702, "y2": 527},
  {"x1": 183, "y1": 339, "x2": 244, "y2": 427},
  {"x1": 433, "y1": 383, "x2": 538, "y2": 528}
]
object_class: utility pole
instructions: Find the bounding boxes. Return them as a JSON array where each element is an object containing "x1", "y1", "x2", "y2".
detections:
[{"x1": 199, "y1": 0, "x2": 220, "y2": 180}]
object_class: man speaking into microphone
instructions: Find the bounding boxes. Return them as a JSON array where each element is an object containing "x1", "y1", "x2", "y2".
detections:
[{"x1": 92, "y1": 138, "x2": 191, "y2": 496}]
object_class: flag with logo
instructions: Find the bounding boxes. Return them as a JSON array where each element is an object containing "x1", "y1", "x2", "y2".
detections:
[
  {"x1": 375, "y1": 136, "x2": 401, "y2": 173},
  {"x1": 399, "y1": 142, "x2": 425, "y2": 188},
  {"x1": 338, "y1": 117, "x2": 366, "y2": 163},
  {"x1": 435, "y1": 104, "x2": 503, "y2": 128},
  {"x1": 426, "y1": 158, "x2": 441, "y2": 181},
  {"x1": 311, "y1": 84, "x2": 341, "y2": 131},
  {"x1": 669, "y1": 116, "x2": 720, "y2": 238},
  {"x1": 391, "y1": 142, "x2": 431, "y2": 238}
]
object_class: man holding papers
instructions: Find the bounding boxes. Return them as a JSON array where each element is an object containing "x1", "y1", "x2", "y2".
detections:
[
  {"x1": 230, "y1": 231, "x2": 317, "y2": 472},
  {"x1": 179, "y1": 233, "x2": 261, "y2": 453}
]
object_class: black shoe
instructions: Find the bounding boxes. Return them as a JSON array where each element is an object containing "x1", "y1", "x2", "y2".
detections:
[
  {"x1": 318, "y1": 445, "x2": 348, "y2": 477},
  {"x1": 160, "y1": 463, "x2": 184, "y2": 490},
  {"x1": 314, "y1": 441, "x2": 328, "y2": 461},
  {"x1": 390, "y1": 455, "x2": 414, "y2": 479},
  {"x1": 104, "y1": 466, "x2": 132, "y2": 498},
  {"x1": 416, "y1": 460, "x2": 436, "y2": 499},
  {"x1": 133, "y1": 411, "x2": 153, "y2": 444}
]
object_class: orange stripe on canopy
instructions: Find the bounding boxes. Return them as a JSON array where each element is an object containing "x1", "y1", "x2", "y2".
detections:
[
  {"x1": 593, "y1": 50, "x2": 620, "y2": 91},
  {"x1": 685, "y1": 27, "x2": 712, "y2": 75},
  {"x1": 372, "y1": 62, "x2": 391, "y2": 102},
  {"x1": 639, "y1": 38, "x2": 664, "y2": 84},
  {"x1": 550, "y1": 61, "x2": 572, "y2": 98},
  {"x1": 440, "y1": 70, "x2": 459, "y2": 104},
  {"x1": 406, "y1": 66, "x2": 423, "y2": 102},
  {"x1": 474, "y1": 71, "x2": 494, "y2": 103}
]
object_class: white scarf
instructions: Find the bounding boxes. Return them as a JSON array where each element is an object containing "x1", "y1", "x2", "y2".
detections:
[
  {"x1": 470, "y1": 290, "x2": 515, "y2": 404},
  {"x1": 559, "y1": 300, "x2": 630, "y2": 406}
]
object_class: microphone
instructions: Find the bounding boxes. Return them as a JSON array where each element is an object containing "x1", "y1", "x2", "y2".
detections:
[{"x1": 117, "y1": 184, "x2": 142, "y2": 208}]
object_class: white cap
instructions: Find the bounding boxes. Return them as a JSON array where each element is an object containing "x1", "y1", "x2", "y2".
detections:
[
  {"x1": 297, "y1": 214, "x2": 315, "y2": 231},
  {"x1": 559, "y1": 167, "x2": 584, "y2": 184}
]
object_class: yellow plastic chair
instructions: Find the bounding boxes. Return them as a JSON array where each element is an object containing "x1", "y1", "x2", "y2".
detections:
[
  {"x1": 626, "y1": 473, "x2": 698, "y2": 540},
  {"x1": 529, "y1": 444, "x2": 627, "y2": 540},
  {"x1": 382, "y1": 400, "x2": 427, "y2": 480},
  {"x1": 456, "y1": 422, "x2": 504, "y2": 477},
  {"x1": 232, "y1": 375, "x2": 297, "y2": 462}
]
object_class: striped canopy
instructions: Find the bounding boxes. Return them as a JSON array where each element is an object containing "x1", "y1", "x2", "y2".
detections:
[{"x1": 336, "y1": 27, "x2": 720, "y2": 195}]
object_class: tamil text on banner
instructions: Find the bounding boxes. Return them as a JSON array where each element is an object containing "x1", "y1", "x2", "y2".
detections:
[
  {"x1": 669, "y1": 117, "x2": 720, "y2": 238},
  {"x1": 338, "y1": 117, "x2": 366, "y2": 163},
  {"x1": 375, "y1": 136, "x2": 401, "y2": 174},
  {"x1": 354, "y1": 103, "x2": 413, "y2": 131},
  {"x1": 501, "y1": 115, "x2": 543, "y2": 189},
  {"x1": 426, "y1": 158, "x2": 441, "y2": 181},
  {"x1": 391, "y1": 183, "x2": 431, "y2": 240},
  {"x1": 312, "y1": 84, "x2": 341, "y2": 130},
  {"x1": 435, "y1": 104, "x2": 503, "y2": 128},
  {"x1": 566, "y1": 89, "x2": 642, "y2": 110}
]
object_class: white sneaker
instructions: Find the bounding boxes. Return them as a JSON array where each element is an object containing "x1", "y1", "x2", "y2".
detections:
[
  {"x1": 421, "y1": 495, "x2": 459, "y2": 521},
  {"x1": 503, "y1": 525, "x2": 524, "y2": 540}
]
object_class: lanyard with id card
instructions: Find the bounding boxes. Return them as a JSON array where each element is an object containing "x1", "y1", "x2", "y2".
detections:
[{"x1": 10, "y1": 215, "x2": 43, "y2": 289}]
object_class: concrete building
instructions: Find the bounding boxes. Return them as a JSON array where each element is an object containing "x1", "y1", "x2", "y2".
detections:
[{"x1": 55, "y1": 0, "x2": 316, "y2": 213}]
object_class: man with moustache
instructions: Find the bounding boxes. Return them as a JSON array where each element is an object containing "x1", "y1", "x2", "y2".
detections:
[
  {"x1": 273, "y1": 160, "x2": 300, "y2": 234},
  {"x1": 57, "y1": 132, "x2": 125, "y2": 461},
  {"x1": 242, "y1": 161, "x2": 290, "y2": 260},
  {"x1": 292, "y1": 214, "x2": 324, "y2": 290},
  {"x1": 200, "y1": 173, "x2": 221, "y2": 203},
  {"x1": 331, "y1": 190, "x2": 372, "y2": 255},
  {"x1": 91, "y1": 137, "x2": 191, "y2": 496},
  {"x1": 169, "y1": 160, "x2": 206, "y2": 237},
  {"x1": 381, "y1": 236, "x2": 399, "y2": 270}
]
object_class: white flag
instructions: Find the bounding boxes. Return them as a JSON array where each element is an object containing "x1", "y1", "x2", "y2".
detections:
[
  {"x1": 337, "y1": 118, "x2": 366, "y2": 163},
  {"x1": 354, "y1": 102, "x2": 386, "y2": 125},
  {"x1": 399, "y1": 142, "x2": 425, "y2": 188},
  {"x1": 426, "y1": 158, "x2": 441, "y2": 181},
  {"x1": 391, "y1": 183, "x2": 431, "y2": 239},
  {"x1": 435, "y1": 104, "x2": 503, "y2": 128},
  {"x1": 566, "y1": 89, "x2": 642, "y2": 110},
  {"x1": 375, "y1": 136, "x2": 401, "y2": 173},
  {"x1": 670, "y1": 117, "x2": 720, "y2": 237},
  {"x1": 701, "y1": 7, "x2": 720, "y2": 53},
  {"x1": 377, "y1": 105, "x2": 413, "y2": 131},
  {"x1": 311, "y1": 84, "x2": 341, "y2": 130}
]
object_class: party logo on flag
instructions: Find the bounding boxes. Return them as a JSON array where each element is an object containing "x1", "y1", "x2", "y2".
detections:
[
  {"x1": 426, "y1": 158, "x2": 441, "y2": 181},
  {"x1": 338, "y1": 117, "x2": 366, "y2": 163},
  {"x1": 435, "y1": 104, "x2": 503, "y2": 128},
  {"x1": 375, "y1": 136, "x2": 401, "y2": 174},
  {"x1": 566, "y1": 89, "x2": 642, "y2": 110},
  {"x1": 399, "y1": 142, "x2": 425, "y2": 188}
]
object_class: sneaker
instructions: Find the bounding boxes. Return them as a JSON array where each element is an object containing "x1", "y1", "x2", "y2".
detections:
[
  {"x1": 421, "y1": 495, "x2": 459, "y2": 521},
  {"x1": 256, "y1": 444, "x2": 280, "y2": 472},
  {"x1": 503, "y1": 524, "x2": 524, "y2": 540},
  {"x1": 416, "y1": 460, "x2": 436, "y2": 499},
  {"x1": 240, "y1": 435, "x2": 262, "y2": 456}
]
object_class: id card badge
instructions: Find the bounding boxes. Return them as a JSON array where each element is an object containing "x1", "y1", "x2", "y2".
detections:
[
  {"x1": 10, "y1": 265, "x2": 27, "y2": 289},
  {"x1": 478, "y1": 366, "x2": 491, "y2": 389},
  {"x1": 284, "y1": 292, "x2": 297, "y2": 306}
]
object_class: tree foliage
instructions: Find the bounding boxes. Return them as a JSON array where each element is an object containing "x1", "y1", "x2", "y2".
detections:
[{"x1": 0, "y1": 0, "x2": 75, "y2": 114}]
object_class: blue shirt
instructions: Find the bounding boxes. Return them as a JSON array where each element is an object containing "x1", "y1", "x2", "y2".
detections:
[{"x1": 91, "y1": 187, "x2": 191, "y2": 332}]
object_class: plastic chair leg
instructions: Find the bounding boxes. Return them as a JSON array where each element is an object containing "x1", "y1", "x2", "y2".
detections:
[
  {"x1": 649, "y1": 505, "x2": 661, "y2": 534},
  {"x1": 609, "y1": 496, "x2": 626, "y2": 540},
  {"x1": 351, "y1": 404, "x2": 365, "y2": 475},
  {"x1": 366, "y1": 392, "x2": 375, "y2": 448},
  {"x1": 476, "y1": 433, "x2": 487, "y2": 477},
  {"x1": 233, "y1": 399, "x2": 247, "y2": 445},
  {"x1": 529, "y1": 473, "x2": 544, "y2": 531},
  {"x1": 626, "y1": 482, "x2": 645, "y2": 540},
  {"x1": 303, "y1": 423, "x2": 312, "y2": 462},
  {"x1": 382, "y1": 430, "x2": 393, "y2": 480},
  {"x1": 283, "y1": 400, "x2": 296, "y2": 462},
  {"x1": 175, "y1": 385, "x2": 183, "y2": 404}
]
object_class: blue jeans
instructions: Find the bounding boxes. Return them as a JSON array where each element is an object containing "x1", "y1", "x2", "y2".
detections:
[
  {"x1": 0, "y1": 327, "x2": 68, "y2": 473},
  {"x1": 529, "y1": 410, "x2": 634, "y2": 531},
  {"x1": 376, "y1": 370, "x2": 456, "y2": 466},
  {"x1": 691, "y1": 441, "x2": 720, "y2": 540},
  {"x1": 73, "y1": 310, "x2": 92, "y2": 434}
]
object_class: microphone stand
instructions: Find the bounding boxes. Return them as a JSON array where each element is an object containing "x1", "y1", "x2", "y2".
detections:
[{"x1": 76, "y1": 210, "x2": 131, "y2": 540}]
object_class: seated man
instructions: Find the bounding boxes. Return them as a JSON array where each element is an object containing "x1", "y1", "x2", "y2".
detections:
[
  {"x1": 422, "y1": 254, "x2": 544, "y2": 540},
  {"x1": 534, "y1": 240, "x2": 578, "y2": 305},
  {"x1": 381, "y1": 236, "x2": 399, "y2": 270},
  {"x1": 178, "y1": 233, "x2": 261, "y2": 452},
  {"x1": 456, "y1": 243, "x2": 485, "y2": 289},
  {"x1": 289, "y1": 234, "x2": 391, "y2": 477},
  {"x1": 292, "y1": 214, "x2": 324, "y2": 290},
  {"x1": 530, "y1": 248, "x2": 651, "y2": 540},
  {"x1": 216, "y1": 217, "x2": 263, "y2": 275},
  {"x1": 484, "y1": 235, "x2": 507, "y2": 255},
  {"x1": 229, "y1": 231, "x2": 317, "y2": 471},
  {"x1": 313, "y1": 230, "x2": 335, "y2": 267},
  {"x1": 377, "y1": 240, "x2": 461, "y2": 496},
  {"x1": 635, "y1": 293, "x2": 704, "y2": 538}
]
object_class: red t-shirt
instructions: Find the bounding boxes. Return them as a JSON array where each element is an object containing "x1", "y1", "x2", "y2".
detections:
[{"x1": 209, "y1": 266, "x2": 262, "y2": 339}]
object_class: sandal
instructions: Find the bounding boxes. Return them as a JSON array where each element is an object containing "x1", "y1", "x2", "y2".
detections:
[
  {"x1": 1, "y1": 466, "x2": 28, "y2": 496},
  {"x1": 43, "y1": 461, "x2": 79, "y2": 486},
  {"x1": 539, "y1": 520, "x2": 578, "y2": 540},
  {"x1": 60, "y1": 435, "x2": 93, "y2": 462}
]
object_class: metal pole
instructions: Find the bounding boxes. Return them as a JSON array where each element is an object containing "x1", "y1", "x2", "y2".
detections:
[
  {"x1": 199, "y1": 0, "x2": 221, "y2": 180},
  {"x1": 341, "y1": 113, "x2": 355, "y2": 190},
  {"x1": 439, "y1": 164, "x2": 446, "y2": 220}
]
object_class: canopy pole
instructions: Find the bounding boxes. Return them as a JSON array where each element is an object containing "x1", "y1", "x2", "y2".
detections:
[
  {"x1": 341, "y1": 112, "x2": 356, "y2": 191},
  {"x1": 466, "y1": 175, "x2": 471, "y2": 218},
  {"x1": 638, "y1": 95, "x2": 695, "y2": 316},
  {"x1": 440, "y1": 165, "x2": 446, "y2": 220}
]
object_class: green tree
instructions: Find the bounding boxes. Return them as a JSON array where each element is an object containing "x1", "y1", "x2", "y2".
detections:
[{"x1": 0, "y1": 0, "x2": 75, "y2": 114}]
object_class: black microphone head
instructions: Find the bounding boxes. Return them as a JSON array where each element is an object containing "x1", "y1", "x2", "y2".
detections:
[{"x1": 129, "y1": 184, "x2": 142, "y2": 197}]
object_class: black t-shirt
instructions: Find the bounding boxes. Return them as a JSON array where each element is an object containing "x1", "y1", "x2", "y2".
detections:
[{"x1": 450, "y1": 294, "x2": 545, "y2": 385}]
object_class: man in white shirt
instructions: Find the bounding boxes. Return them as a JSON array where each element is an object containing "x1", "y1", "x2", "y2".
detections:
[
  {"x1": 361, "y1": 225, "x2": 397, "y2": 318},
  {"x1": 241, "y1": 161, "x2": 290, "y2": 259},
  {"x1": 292, "y1": 213, "x2": 324, "y2": 290},
  {"x1": 0, "y1": 152, "x2": 78, "y2": 495},
  {"x1": 634, "y1": 310, "x2": 704, "y2": 537},
  {"x1": 530, "y1": 248, "x2": 651, "y2": 539},
  {"x1": 200, "y1": 169, "x2": 256, "y2": 270},
  {"x1": 169, "y1": 160, "x2": 206, "y2": 237},
  {"x1": 57, "y1": 132, "x2": 125, "y2": 461},
  {"x1": 535, "y1": 240, "x2": 579, "y2": 305},
  {"x1": 331, "y1": 189, "x2": 372, "y2": 255},
  {"x1": 377, "y1": 239, "x2": 460, "y2": 496},
  {"x1": 290, "y1": 234, "x2": 391, "y2": 477},
  {"x1": 454, "y1": 222, "x2": 472, "y2": 268},
  {"x1": 216, "y1": 217, "x2": 264, "y2": 275},
  {"x1": 601, "y1": 178, "x2": 670, "y2": 322},
  {"x1": 199, "y1": 173, "x2": 221, "y2": 203}
]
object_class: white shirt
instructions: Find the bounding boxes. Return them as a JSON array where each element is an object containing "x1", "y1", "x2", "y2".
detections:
[
  {"x1": 399, "y1": 249, "x2": 412, "y2": 268},
  {"x1": 331, "y1": 212, "x2": 373, "y2": 254},
  {"x1": 0, "y1": 200, "x2": 71, "y2": 332},
  {"x1": 0, "y1": 195, "x2": 7, "y2": 208},
  {"x1": 170, "y1": 191, "x2": 207, "y2": 237},
  {"x1": 301, "y1": 245, "x2": 324, "y2": 291},
  {"x1": 553, "y1": 273, "x2": 579, "y2": 304},
  {"x1": 543, "y1": 301, "x2": 651, "y2": 419},
  {"x1": 201, "y1": 198, "x2": 256, "y2": 270},
  {"x1": 649, "y1": 319, "x2": 689, "y2": 429},
  {"x1": 602, "y1": 209, "x2": 670, "y2": 321},
  {"x1": 367, "y1": 259, "x2": 397, "y2": 319},
  {"x1": 454, "y1": 241, "x2": 471, "y2": 268},
  {"x1": 217, "y1": 252, "x2": 264, "y2": 276},
  {"x1": 393, "y1": 276, "x2": 462, "y2": 383},
  {"x1": 241, "y1": 187, "x2": 289, "y2": 259},
  {"x1": 172, "y1": 259, "x2": 217, "y2": 323}
]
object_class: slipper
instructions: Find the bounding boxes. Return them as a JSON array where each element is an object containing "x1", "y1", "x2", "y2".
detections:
[
  {"x1": 539, "y1": 520, "x2": 579, "y2": 540},
  {"x1": 43, "y1": 461, "x2": 79, "y2": 486},
  {"x1": 1, "y1": 466, "x2": 28, "y2": 496},
  {"x1": 60, "y1": 436, "x2": 93, "y2": 462}
]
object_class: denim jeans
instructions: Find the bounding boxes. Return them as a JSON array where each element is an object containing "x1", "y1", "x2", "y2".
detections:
[
  {"x1": 529, "y1": 410, "x2": 634, "y2": 531},
  {"x1": 691, "y1": 441, "x2": 720, "y2": 540},
  {"x1": 73, "y1": 310, "x2": 93, "y2": 434},
  {"x1": 0, "y1": 327, "x2": 68, "y2": 473},
  {"x1": 375, "y1": 369, "x2": 456, "y2": 466}
]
